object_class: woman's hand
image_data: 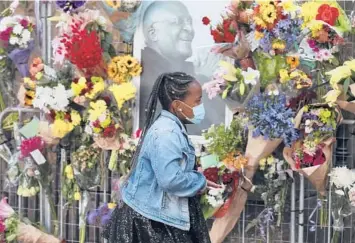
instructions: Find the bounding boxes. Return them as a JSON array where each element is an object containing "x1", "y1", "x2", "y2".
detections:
[{"x1": 207, "y1": 180, "x2": 222, "y2": 189}]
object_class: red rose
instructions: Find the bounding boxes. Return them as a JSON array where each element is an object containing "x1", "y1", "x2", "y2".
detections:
[
  {"x1": 103, "y1": 124, "x2": 117, "y2": 137},
  {"x1": 316, "y1": 4, "x2": 339, "y2": 26},
  {"x1": 303, "y1": 152, "x2": 314, "y2": 164},
  {"x1": 202, "y1": 16, "x2": 210, "y2": 26},
  {"x1": 224, "y1": 31, "x2": 236, "y2": 43},
  {"x1": 211, "y1": 29, "x2": 224, "y2": 43}
]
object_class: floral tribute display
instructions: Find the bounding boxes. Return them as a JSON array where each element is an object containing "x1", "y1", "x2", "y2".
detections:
[{"x1": 203, "y1": 1, "x2": 353, "y2": 243}]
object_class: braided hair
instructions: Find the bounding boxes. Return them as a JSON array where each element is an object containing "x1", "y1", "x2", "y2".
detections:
[{"x1": 127, "y1": 72, "x2": 196, "y2": 176}]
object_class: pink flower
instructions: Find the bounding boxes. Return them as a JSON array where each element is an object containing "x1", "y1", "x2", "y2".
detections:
[
  {"x1": 307, "y1": 39, "x2": 316, "y2": 48},
  {"x1": 0, "y1": 198, "x2": 15, "y2": 219},
  {"x1": 203, "y1": 80, "x2": 223, "y2": 99},
  {"x1": 0, "y1": 27, "x2": 13, "y2": 41},
  {"x1": 20, "y1": 136, "x2": 45, "y2": 158},
  {"x1": 20, "y1": 18, "x2": 29, "y2": 28}
]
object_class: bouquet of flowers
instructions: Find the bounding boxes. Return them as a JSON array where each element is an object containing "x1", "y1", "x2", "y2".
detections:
[
  {"x1": 71, "y1": 76, "x2": 105, "y2": 104},
  {"x1": 47, "y1": 109, "x2": 82, "y2": 139},
  {"x1": 0, "y1": 197, "x2": 61, "y2": 242},
  {"x1": 62, "y1": 164, "x2": 82, "y2": 202},
  {"x1": 203, "y1": 61, "x2": 260, "y2": 110},
  {"x1": 284, "y1": 104, "x2": 340, "y2": 195},
  {"x1": 329, "y1": 167, "x2": 355, "y2": 243},
  {"x1": 246, "y1": 156, "x2": 293, "y2": 239},
  {"x1": 71, "y1": 145, "x2": 102, "y2": 189},
  {"x1": 278, "y1": 66, "x2": 313, "y2": 91},
  {"x1": 32, "y1": 84, "x2": 72, "y2": 113},
  {"x1": 298, "y1": 2, "x2": 351, "y2": 61},
  {"x1": 250, "y1": 0, "x2": 303, "y2": 55},
  {"x1": 200, "y1": 161, "x2": 240, "y2": 219},
  {"x1": 107, "y1": 55, "x2": 142, "y2": 83},
  {"x1": 0, "y1": 15, "x2": 35, "y2": 77},
  {"x1": 85, "y1": 99, "x2": 119, "y2": 138}
]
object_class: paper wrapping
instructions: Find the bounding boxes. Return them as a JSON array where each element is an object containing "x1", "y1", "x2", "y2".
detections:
[
  {"x1": 94, "y1": 136, "x2": 121, "y2": 150},
  {"x1": 37, "y1": 121, "x2": 60, "y2": 146},
  {"x1": 16, "y1": 222, "x2": 61, "y2": 243},
  {"x1": 210, "y1": 130, "x2": 282, "y2": 243},
  {"x1": 283, "y1": 104, "x2": 342, "y2": 196}
]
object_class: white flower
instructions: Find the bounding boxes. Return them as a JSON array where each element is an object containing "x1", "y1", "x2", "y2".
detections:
[
  {"x1": 84, "y1": 125, "x2": 93, "y2": 135},
  {"x1": 241, "y1": 67, "x2": 260, "y2": 86},
  {"x1": 96, "y1": 16, "x2": 107, "y2": 27},
  {"x1": 9, "y1": 36, "x2": 19, "y2": 45},
  {"x1": 0, "y1": 16, "x2": 15, "y2": 31},
  {"x1": 206, "y1": 195, "x2": 224, "y2": 208},
  {"x1": 21, "y1": 29, "x2": 31, "y2": 42},
  {"x1": 13, "y1": 24, "x2": 23, "y2": 35},
  {"x1": 305, "y1": 120, "x2": 311, "y2": 126},
  {"x1": 329, "y1": 167, "x2": 355, "y2": 189},
  {"x1": 305, "y1": 126, "x2": 313, "y2": 134}
]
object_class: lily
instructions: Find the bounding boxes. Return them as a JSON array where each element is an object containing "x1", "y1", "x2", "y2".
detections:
[{"x1": 241, "y1": 67, "x2": 260, "y2": 85}]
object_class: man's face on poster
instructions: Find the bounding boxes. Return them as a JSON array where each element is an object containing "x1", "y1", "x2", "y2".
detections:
[{"x1": 145, "y1": 2, "x2": 195, "y2": 61}]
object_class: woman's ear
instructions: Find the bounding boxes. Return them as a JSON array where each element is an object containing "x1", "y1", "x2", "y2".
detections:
[{"x1": 171, "y1": 100, "x2": 182, "y2": 113}]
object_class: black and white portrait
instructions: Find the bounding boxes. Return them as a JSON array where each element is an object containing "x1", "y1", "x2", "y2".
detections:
[{"x1": 133, "y1": 0, "x2": 232, "y2": 135}]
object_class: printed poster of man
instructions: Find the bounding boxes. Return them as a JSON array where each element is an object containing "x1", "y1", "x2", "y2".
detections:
[{"x1": 133, "y1": 0, "x2": 232, "y2": 135}]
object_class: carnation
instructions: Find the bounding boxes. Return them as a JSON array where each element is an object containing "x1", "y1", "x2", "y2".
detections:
[{"x1": 329, "y1": 167, "x2": 355, "y2": 189}]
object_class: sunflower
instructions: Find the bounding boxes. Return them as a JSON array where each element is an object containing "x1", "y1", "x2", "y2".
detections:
[
  {"x1": 261, "y1": 4, "x2": 277, "y2": 24},
  {"x1": 117, "y1": 62, "x2": 128, "y2": 74},
  {"x1": 272, "y1": 40, "x2": 286, "y2": 50},
  {"x1": 108, "y1": 63, "x2": 119, "y2": 78},
  {"x1": 129, "y1": 65, "x2": 142, "y2": 77},
  {"x1": 253, "y1": 16, "x2": 267, "y2": 28},
  {"x1": 286, "y1": 56, "x2": 300, "y2": 69},
  {"x1": 112, "y1": 56, "x2": 123, "y2": 63},
  {"x1": 123, "y1": 55, "x2": 138, "y2": 68}
]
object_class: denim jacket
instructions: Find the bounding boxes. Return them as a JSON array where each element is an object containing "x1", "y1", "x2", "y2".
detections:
[{"x1": 122, "y1": 110, "x2": 206, "y2": 230}]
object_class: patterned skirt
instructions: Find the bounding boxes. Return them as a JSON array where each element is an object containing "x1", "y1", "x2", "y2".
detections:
[{"x1": 102, "y1": 197, "x2": 211, "y2": 243}]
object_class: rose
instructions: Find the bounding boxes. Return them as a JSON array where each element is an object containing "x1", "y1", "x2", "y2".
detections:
[
  {"x1": 316, "y1": 4, "x2": 339, "y2": 26},
  {"x1": 202, "y1": 16, "x2": 210, "y2": 26}
]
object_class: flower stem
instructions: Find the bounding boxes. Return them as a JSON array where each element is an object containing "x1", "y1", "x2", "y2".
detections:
[
  {"x1": 79, "y1": 225, "x2": 86, "y2": 243},
  {"x1": 332, "y1": 230, "x2": 340, "y2": 243}
]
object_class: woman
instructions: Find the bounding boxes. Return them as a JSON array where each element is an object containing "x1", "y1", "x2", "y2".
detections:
[{"x1": 103, "y1": 72, "x2": 218, "y2": 243}]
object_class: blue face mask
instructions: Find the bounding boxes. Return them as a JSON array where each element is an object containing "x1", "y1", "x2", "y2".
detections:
[{"x1": 186, "y1": 103, "x2": 205, "y2": 124}]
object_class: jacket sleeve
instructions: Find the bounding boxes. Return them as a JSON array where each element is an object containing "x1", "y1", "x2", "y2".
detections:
[{"x1": 149, "y1": 130, "x2": 206, "y2": 197}]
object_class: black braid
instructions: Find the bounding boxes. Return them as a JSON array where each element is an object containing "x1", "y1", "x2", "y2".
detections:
[{"x1": 126, "y1": 72, "x2": 195, "y2": 179}]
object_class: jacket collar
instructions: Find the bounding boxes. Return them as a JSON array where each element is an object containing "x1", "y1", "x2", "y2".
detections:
[{"x1": 160, "y1": 110, "x2": 188, "y2": 136}]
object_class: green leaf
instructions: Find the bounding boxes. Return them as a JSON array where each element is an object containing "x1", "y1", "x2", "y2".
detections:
[
  {"x1": 105, "y1": 32, "x2": 113, "y2": 44},
  {"x1": 108, "y1": 44, "x2": 116, "y2": 57},
  {"x1": 344, "y1": 77, "x2": 351, "y2": 95},
  {"x1": 239, "y1": 82, "x2": 245, "y2": 96},
  {"x1": 223, "y1": 74, "x2": 238, "y2": 82},
  {"x1": 222, "y1": 87, "x2": 229, "y2": 99}
]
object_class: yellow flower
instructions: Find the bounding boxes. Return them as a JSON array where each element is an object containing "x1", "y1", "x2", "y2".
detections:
[
  {"x1": 308, "y1": 20, "x2": 324, "y2": 37},
  {"x1": 323, "y1": 89, "x2": 342, "y2": 105},
  {"x1": 266, "y1": 156, "x2": 274, "y2": 165},
  {"x1": 108, "y1": 203, "x2": 117, "y2": 209},
  {"x1": 253, "y1": 16, "x2": 267, "y2": 28},
  {"x1": 105, "y1": 0, "x2": 121, "y2": 8},
  {"x1": 109, "y1": 82, "x2": 137, "y2": 109},
  {"x1": 117, "y1": 62, "x2": 128, "y2": 74},
  {"x1": 326, "y1": 66, "x2": 352, "y2": 85},
  {"x1": 24, "y1": 77, "x2": 36, "y2": 89},
  {"x1": 344, "y1": 60, "x2": 355, "y2": 72},
  {"x1": 70, "y1": 111, "x2": 81, "y2": 126},
  {"x1": 272, "y1": 40, "x2": 286, "y2": 50},
  {"x1": 65, "y1": 165, "x2": 74, "y2": 180},
  {"x1": 254, "y1": 31, "x2": 264, "y2": 40},
  {"x1": 261, "y1": 4, "x2": 277, "y2": 24},
  {"x1": 88, "y1": 100, "x2": 107, "y2": 121},
  {"x1": 101, "y1": 116, "x2": 112, "y2": 128},
  {"x1": 123, "y1": 55, "x2": 138, "y2": 68},
  {"x1": 112, "y1": 56, "x2": 123, "y2": 63},
  {"x1": 300, "y1": 2, "x2": 320, "y2": 27},
  {"x1": 93, "y1": 127, "x2": 103, "y2": 133},
  {"x1": 30, "y1": 187, "x2": 37, "y2": 196},
  {"x1": 74, "y1": 192, "x2": 81, "y2": 201},
  {"x1": 108, "y1": 62, "x2": 119, "y2": 79},
  {"x1": 259, "y1": 158, "x2": 266, "y2": 166},
  {"x1": 35, "y1": 72, "x2": 43, "y2": 80},
  {"x1": 129, "y1": 65, "x2": 142, "y2": 77},
  {"x1": 50, "y1": 119, "x2": 74, "y2": 138},
  {"x1": 281, "y1": 1, "x2": 297, "y2": 13},
  {"x1": 286, "y1": 56, "x2": 300, "y2": 69},
  {"x1": 71, "y1": 77, "x2": 87, "y2": 96},
  {"x1": 279, "y1": 69, "x2": 290, "y2": 83},
  {"x1": 87, "y1": 81, "x2": 105, "y2": 99}
]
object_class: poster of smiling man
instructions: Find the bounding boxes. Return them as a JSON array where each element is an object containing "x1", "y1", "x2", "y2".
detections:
[{"x1": 132, "y1": 0, "x2": 232, "y2": 135}]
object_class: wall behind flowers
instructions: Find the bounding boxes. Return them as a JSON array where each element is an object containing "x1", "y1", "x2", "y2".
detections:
[{"x1": 1, "y1": 1, "x2": 355, "y2": 243}]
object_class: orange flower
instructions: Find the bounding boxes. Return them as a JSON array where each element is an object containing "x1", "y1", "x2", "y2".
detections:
[
  {"x1": 316, "y1": 29, "x2": 329, "y2": 43},
  {"x1": 29, "y1": 57, "x2": 44, "y2": 77},
  {"x1": 286, "y1": 56, "x2": 300, "y2": 69},
  {"x1": 222, "y1": 152, "x2": 248, "y2": 170}
]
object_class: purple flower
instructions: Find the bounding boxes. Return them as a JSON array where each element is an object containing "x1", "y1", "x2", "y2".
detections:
[
  {"x1": 56, "y1": 0, "x2": 86, "y2": 12},
  {"x1": 98, "y1": 203, "x2": 110, "y2": 216},
  {"x1": 87, "y1": 210, "x2": 99, "y2": 225}
]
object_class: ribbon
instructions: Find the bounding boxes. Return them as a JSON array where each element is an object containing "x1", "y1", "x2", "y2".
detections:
[
  {"x1": 7, "y1": 40, "x2": 35, "y2": 77},
  {"x1": 258, "y1": 207, "x2": 274, "y2": 240},
  {"x1": 308, "y1": 199, "x2": 323, "y2": 232}
]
